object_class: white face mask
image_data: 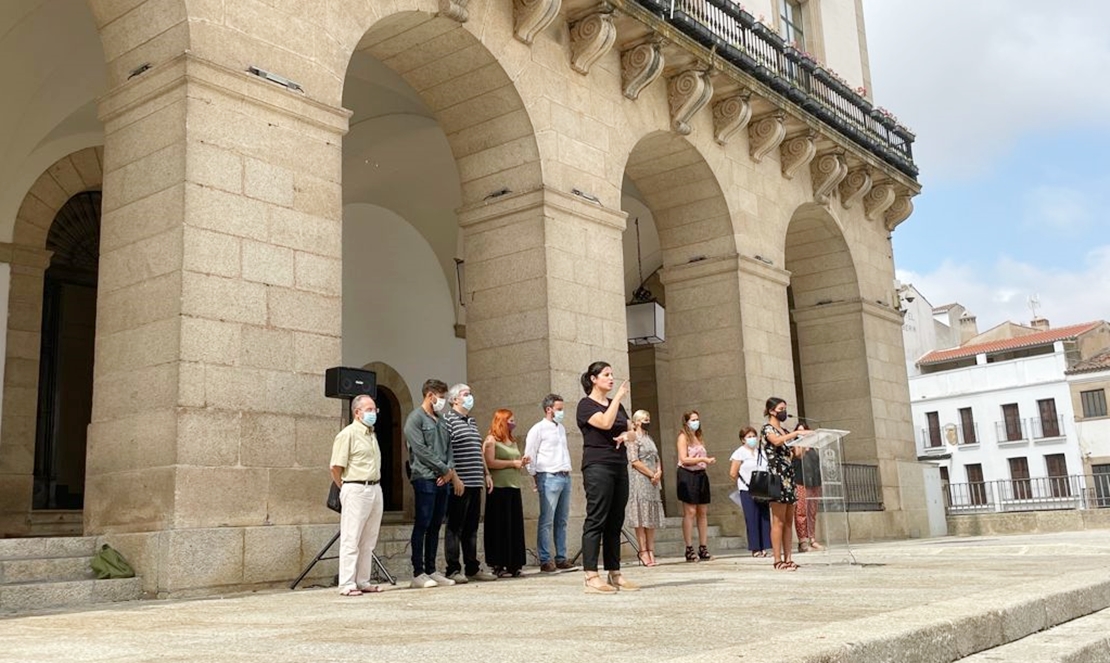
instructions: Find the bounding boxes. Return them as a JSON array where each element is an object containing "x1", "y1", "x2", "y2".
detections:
[
  {"x1": 688, "y1": 420, "x2": 700, "y2": 432},
  {"x1": 745, "y1": 437, "x2": 758, "y2": 448},
  {"x1": 433, "y1": 397, "x2": 447, "y2": 413},
  {"x1": 552, "y1": 409, "x2": 565, "y2": 424}
]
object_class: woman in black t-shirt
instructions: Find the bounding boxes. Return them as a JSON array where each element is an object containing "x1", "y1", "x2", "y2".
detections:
[{"x1": 577, "y1": 361, "x2": 638, "y2": 593}]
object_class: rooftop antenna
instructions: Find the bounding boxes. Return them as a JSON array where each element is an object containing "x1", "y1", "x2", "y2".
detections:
[{"x1": 1028, "y1": 294, "x2": 1041, "y2": 320}]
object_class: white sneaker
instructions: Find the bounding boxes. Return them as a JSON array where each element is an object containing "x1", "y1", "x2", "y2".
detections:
[
  {"x1": 429, "y1": 572, "x2": 455, "y2": 586},
  {"x1": 410, "y1": 574, "x2": 437, "y2": 589},
  {"x1": 448, "y1": 572, "x2": 469, "y2": 584}
]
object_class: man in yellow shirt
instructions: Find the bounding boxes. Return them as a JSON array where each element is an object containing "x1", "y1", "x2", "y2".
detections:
[{"x1": 329, "y1": 394, "x2": 383, "y2": 596}]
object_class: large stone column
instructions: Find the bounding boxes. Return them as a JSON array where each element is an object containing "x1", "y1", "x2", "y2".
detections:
[
  {"x1": 459, "y1": 188, "x2": 627, "y2": 519},
  {"x1": 0, "y1": 245, "x2": 51, "y2": 535},
  {"x1": 87, "y1": 53, "x2": 348, "y2": 594}
]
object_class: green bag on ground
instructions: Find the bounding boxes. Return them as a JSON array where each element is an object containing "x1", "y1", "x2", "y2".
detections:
[{"x1": 90, "y1": 544, "x2": 136, "y2": 579}]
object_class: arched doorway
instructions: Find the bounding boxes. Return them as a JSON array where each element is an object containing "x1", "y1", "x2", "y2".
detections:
[
  {"x1": 374, "y1": 385, "x2": 404, "y2": 512},
  {"x1": 33, "y1": 191, "x2": 100, "y2": 510}
]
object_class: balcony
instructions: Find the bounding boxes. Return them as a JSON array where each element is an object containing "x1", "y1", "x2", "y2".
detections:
[
  {"x1": 630, "y1": 0, "x2": 918, "y2": 179},
  {"x1": 919, "y1": 423, "x2": 979, "y2": 450},
  {"x1": 994, "y1": 417, "x2": 1066, "y2": 444}
]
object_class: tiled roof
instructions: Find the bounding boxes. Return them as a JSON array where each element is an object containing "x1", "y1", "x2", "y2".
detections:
[
  {"x1": 1067, "y1": 348, "x2": 1110, "y2": 375},
  {"x1": 917, "y1": 321, "x2": 1102, "y2": 366}
]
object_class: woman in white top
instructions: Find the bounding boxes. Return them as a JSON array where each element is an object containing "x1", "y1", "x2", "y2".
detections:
[{"x1": 729, "y1": 426, "x2": 772, "y2": 557}]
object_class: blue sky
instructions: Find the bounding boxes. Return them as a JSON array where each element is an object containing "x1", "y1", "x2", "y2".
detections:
[{"x1": 864, "y1": 0, "x2": 1110, "y2": 328}]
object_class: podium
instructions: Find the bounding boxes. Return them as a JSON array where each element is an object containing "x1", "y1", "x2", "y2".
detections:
[{"x1": 788, "y1": 428, "x2": 856, "y2": 565}]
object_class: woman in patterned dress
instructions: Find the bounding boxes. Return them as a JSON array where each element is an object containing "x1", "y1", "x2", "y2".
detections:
[
  {"x1": 761, "y1": 397, "x2": 811, "y2": 571},
  {"x1": 625, "y1": 410, "x2": 664, "y2": 566}
]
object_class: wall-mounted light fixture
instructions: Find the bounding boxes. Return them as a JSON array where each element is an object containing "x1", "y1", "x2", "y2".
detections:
[
  {"x1": 454, "y1": 258, "x2": 466, "y2": 308},
  {"x1": 248, "y1": 66, "x2": 304, "y2": 93},
  {"x1": 626, "y1": 218, "x2": 664, "y2": 345}
]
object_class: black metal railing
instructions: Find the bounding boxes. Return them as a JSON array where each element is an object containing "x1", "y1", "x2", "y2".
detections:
[
  {"x1": 944, "y1": 474, "x2": 1110, "y2": 513},
  {"x1": 842, "y1": 463, "x2": 884, "y2": 511},
  {"x1": 919, "y1": 423, "x2": 979, "y2": 449},
  {"x1": 633, "y1": 0, "x2": 918, "y2": 178},
  {"x1": 1030, "y1": 415, "x2": 1065, "y2": 439}
]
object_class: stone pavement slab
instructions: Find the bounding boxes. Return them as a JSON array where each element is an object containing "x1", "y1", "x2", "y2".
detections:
[
  {"x1": 1, "y1": 530, "x2": 1109, "y2": 663},
  {"x1": 960, "y1": 607, "x2": 1110, "y2": 663}
]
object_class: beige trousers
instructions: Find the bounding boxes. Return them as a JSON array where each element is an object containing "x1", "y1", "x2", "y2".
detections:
[{"x1": 338, "y1": 483, "x2": 384, "y2": 591}]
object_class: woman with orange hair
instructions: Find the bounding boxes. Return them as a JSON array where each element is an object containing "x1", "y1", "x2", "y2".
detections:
[{"x1": 483, "y1": 409, "x2": 531, "y2": 577}]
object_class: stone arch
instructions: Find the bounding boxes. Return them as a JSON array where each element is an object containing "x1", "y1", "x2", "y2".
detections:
[
  {"x1": 784, "y1": 203, "x2": 876, "y2": 463},
  {"x1": 1, "y1": 147, "x2": 103, "y2": 534},
  {"x1": 340, "y1": 7, "x2": 543, "y2": 207},
  {"x1": 621, "y1": 131, "x2": 745, "y2": 509},
  {"x1": 361, "y1": 361, "x2": 414, "y2": 517}
]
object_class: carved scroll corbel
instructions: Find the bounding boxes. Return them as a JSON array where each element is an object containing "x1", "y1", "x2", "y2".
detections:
[
  {"x1": 748, "y1": 112, "x2": 786, "y2": 163},
  {"x1": 811, "y1": 152, "x2": 848, "y2": 204},
  {"x1": 839, "y1": 168, "x2": 872, "y2": 209},
  {"x1": 514, "y1": 0, "x2": 561, "y2": 45},
  {"x1": 621, "y1": 39, "x2": 665, "y2": 100},
  {"x1": 780, "y1": 131, "x2": 817, "y2": 180},
  {"x1": 439, "y1": 0, "x2": 469, "y2": 22},
  {"x1": 884, "y1": 193, "x2": 914, "y2": 231},
  {"x1": 668, "y1": 69, "x2": 714, "y2": 135},
  {"x1": 569, "y1": 7, "x2": 616, "y2": 75},
  {"x1": 712, "y1": 91, "x2": 752, "y2": 145},
  {"x1": 864, "y1": 183, "x2": 896, "y2": 221}
]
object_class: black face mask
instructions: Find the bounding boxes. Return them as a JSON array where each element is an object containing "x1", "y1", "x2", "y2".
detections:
[
  {"x1": 641, "y1": 422, "x2": 651, "y2": 430},
  {"x1": 775, "y1": 411, "x2": 788, "y2": 422}
]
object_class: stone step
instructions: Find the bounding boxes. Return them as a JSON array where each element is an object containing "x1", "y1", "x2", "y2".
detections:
[
  {"x1": 957, "y1": 606, "x2": 1110, "y2": 662},
  {"x1": 0, "y1": 536, "x2": 96, "y2": 561},
  {"x1": 27, "y1": 510, "x2": 83, "y2": 538},
  {"x1": 0, "y1": 555, "x2": 95, "y2": 584},
  {"x1": 0, "y1": 577, "x2": 142, "y2": 613}
]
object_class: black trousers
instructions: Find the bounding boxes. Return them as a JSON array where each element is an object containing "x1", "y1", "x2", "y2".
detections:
[
  {"x1": 444, "y1": 486, "x2": 482, "y2": 576},
  {"x1": 581, "y1": 462, "x2": 629, "y2": 572}
]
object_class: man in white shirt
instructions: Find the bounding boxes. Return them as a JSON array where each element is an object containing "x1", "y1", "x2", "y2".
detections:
[{"x1": 524, "y1": 393, "x2": 574, "y2": 572}]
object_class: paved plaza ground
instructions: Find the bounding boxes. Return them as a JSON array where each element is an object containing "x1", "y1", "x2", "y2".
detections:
[{"x1": 1, "y1": 530, "x2": 1109, "y2": 662}]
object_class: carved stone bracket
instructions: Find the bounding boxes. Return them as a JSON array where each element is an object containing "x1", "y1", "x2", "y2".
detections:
[
  {"x1": 711, "y1": 91, "x2": 752, "y2": 145},
  {"x1": 439, "y1": 0, "x2": 469, "y2": 22},
  {"x1": 668, "y1": 68, "x2": 714, "y2": 135},
  {"x1": 780, "y1": 131, "x2": 817, "y2": 180},
  {"x1": 811, "y1": 152, "x2": 848, "y2": 204},
  {"x1": 839, "y1": 167, "x2": 873, "y2": 209},
  {"x1": 621, "y1": 38, "x2": 665, "y2": 100},
  {"x1": 864, "y1": 183, "x2": 895, "y2": 221},
  {"x1": 748, "y1": 112, "x2": 786, "y2": 163},
  {"x1": 570, "y1": 7, "x2": 617, "y2": 75},
  {"x1": 884, "y1": 192, "x2": 914, "y2": 231},
  {"x1": 514, "y1": 0, "x2": 561, "y2": 45}
]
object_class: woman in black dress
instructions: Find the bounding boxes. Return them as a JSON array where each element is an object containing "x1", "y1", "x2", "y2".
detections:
[
  {"x1": 577, "y1": 361, "x2": 638, "y2": 593},
  {"x1": 761, "y1": 397, "x2": 811, "y2": 571}
]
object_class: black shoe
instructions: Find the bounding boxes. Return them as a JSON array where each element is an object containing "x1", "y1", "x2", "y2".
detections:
[
  {"x1": 685, "y1": 546, "x2": 698, "y2": 562},
  {"x1": 698, "y1": 545, "x2": 713, "y2": 561}
]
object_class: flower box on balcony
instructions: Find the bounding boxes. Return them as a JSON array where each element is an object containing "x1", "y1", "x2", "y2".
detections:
[{"x1": 735, "y1": 8, "x2": 756, "y2": 28}]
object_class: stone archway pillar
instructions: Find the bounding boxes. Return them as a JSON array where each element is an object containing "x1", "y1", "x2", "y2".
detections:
[
  {"x1": 0, "y1": 246, "x2": 53, "y2": 535},
  {"x1": 87, "y1": 53, "x2": 349, "y2": 595},
  {"x1": 458, "y1": 187, "x2": 628, "y2": 520}
]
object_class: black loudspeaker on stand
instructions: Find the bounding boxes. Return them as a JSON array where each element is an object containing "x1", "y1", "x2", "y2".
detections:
[{"x1": 290, "y1": 367, "x2": 396, "y2": 590}]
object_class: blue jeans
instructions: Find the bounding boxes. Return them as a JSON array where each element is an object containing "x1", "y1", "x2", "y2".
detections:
[
  {"x1": 410, "y1": 479, "x2": 449, "y2": 576},
  {"x1": 535, "y1": 472, "x2": 571, "y2": 564}
]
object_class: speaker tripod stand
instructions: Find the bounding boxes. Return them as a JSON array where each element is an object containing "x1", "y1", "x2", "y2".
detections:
[{"x1": 290, "y1": 529, "x2": 396, "y2": 590}]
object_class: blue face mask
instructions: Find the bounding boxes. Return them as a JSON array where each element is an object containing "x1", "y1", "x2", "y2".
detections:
[
  {"x1": 461, "y1": 394, "x2": 475, "y2": 411},
  {"x1": 688, "y1": 420, "x2": 700, "y2": 432},
  {"x1": 745, "y1": 437, "x2": 758, "y2": 448},
  {"x1": 361, "y1": 411, "x2": 377, "y2": 427},
  {"x1": 553, "y1": 409, "x2": 565, "y2": 424}
]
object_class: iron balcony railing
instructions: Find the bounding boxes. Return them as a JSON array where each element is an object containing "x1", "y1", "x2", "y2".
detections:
[
  {"x1": 815, "y1": 463, "x2": 884, "y2": 512},
  {"x1": 944, "y1": 474, "x2": 1110, "y2": 513},
  {"x1": 920, "y1": 423, "x2": 980, "y2": 449},
  {"x1": 994, "y1": 416, "x2": 1066, "y2": 443},
  {"x1": 634, "y1": 0, "x2": 917, "y2": 178}
]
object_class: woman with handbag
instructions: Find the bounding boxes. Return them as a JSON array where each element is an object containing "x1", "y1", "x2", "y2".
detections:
[
  {"x1": 676, "y1": 410, "x2": 716, "y2": 562},
  {"x1": 761, "y1": 397, "x2": 811, "y2": 571},
  {"x1": 729, "y1": 426, "x2": 771, "y2": 558}
]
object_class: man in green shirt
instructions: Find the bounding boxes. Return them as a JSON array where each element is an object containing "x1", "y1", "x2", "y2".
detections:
[{"x1": 403, "y1": 378, "x2": 455, "y2": 589}]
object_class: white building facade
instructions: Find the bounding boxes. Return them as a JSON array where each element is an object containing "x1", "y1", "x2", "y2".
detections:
[{"x1": 907, "y1": 317, "x2": 1110, "y2": 511}]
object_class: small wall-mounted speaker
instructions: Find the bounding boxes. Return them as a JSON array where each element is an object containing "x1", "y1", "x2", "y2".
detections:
[{"x1": 324, "y1": 367, "x2": 377, "y2": 400}]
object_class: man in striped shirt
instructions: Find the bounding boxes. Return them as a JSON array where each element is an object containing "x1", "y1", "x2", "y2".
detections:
[{"x1": 443, "y1": 383, "x2": 497, "y2": 583}]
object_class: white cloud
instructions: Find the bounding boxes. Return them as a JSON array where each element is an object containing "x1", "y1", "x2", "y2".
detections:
[
  {"x1": 896, "y1": 245, "x2": 1110, "y2": 328},
  {"x1": 864, "y1": 0, "x2": 1110, "y2": 181}
]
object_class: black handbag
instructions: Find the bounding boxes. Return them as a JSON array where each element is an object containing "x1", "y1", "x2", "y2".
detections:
[
  {"x1": 747, "y1": 446, "x2": 783, "y2": 503},
  {"x1": 327, "y1": 482, "x2": 342, "y2": 513}
]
